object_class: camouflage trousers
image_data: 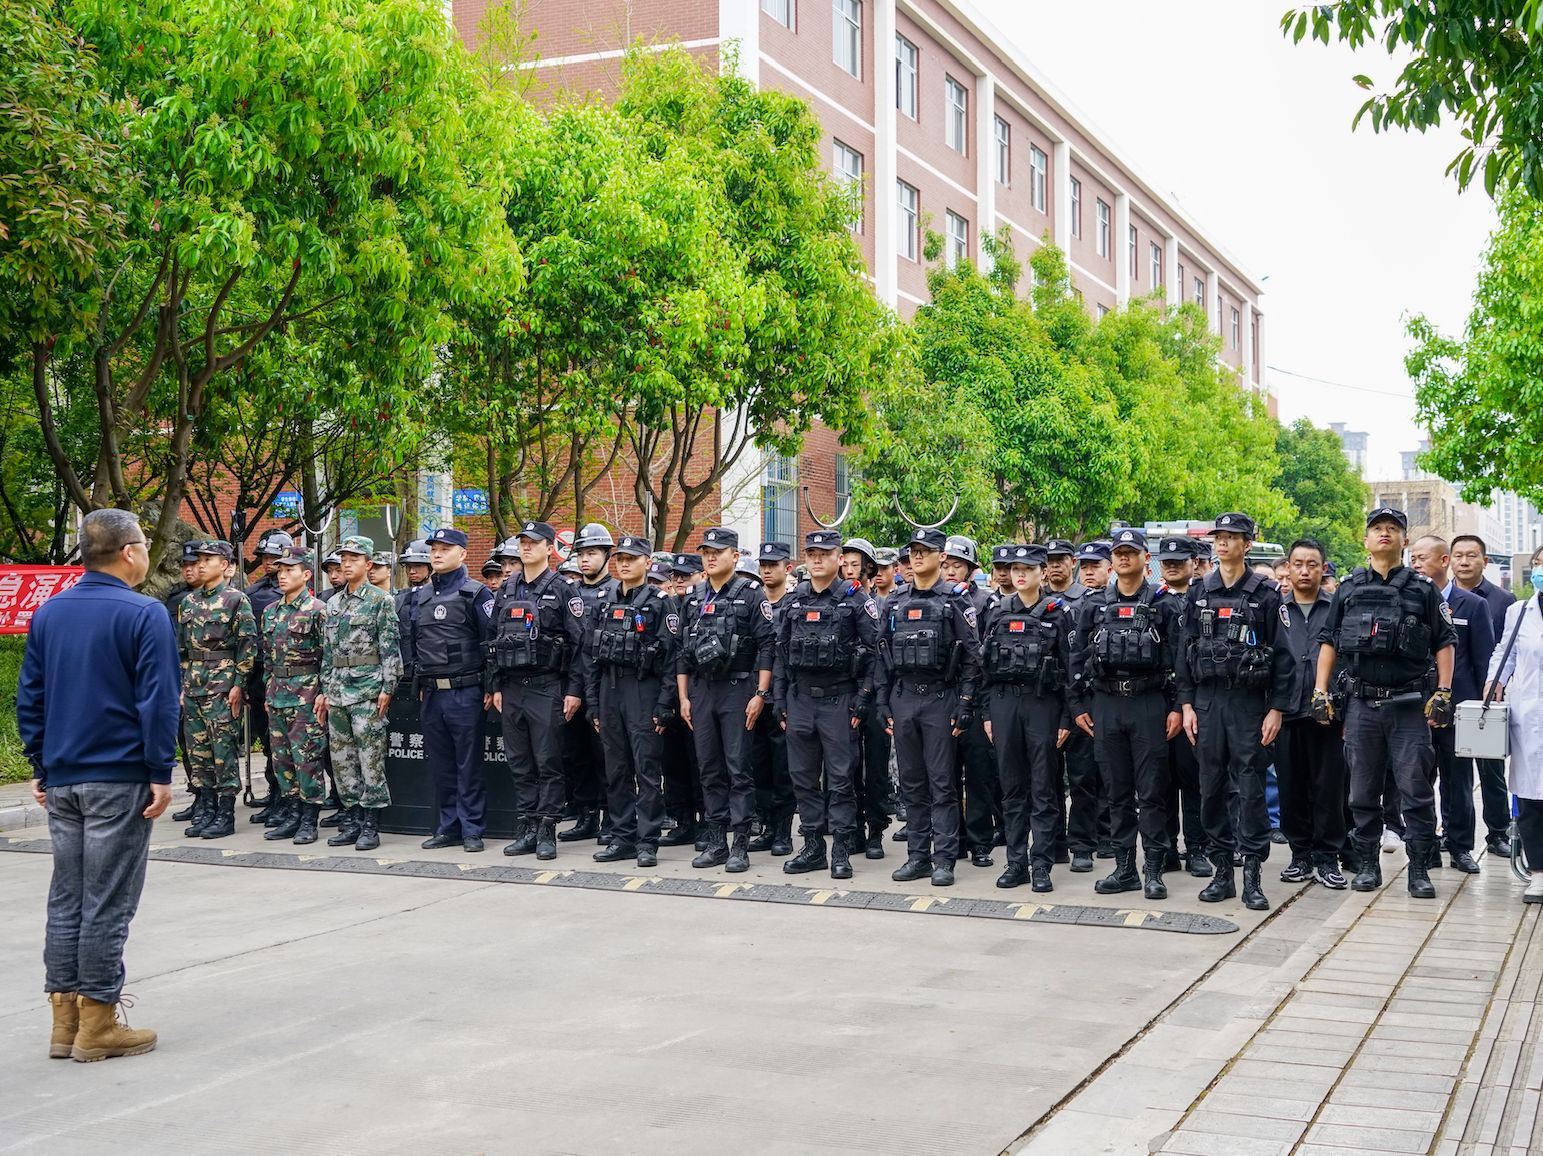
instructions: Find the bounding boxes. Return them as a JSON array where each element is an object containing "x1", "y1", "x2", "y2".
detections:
[
  {"x1": 185, "y1": 694, "x2": 240, "y2": 797},
  {"x1": 269, "y1": 701, "x2": 327, "y2": 805},
  {"x1": 328, "y1": 700, "x2": 391, "y2": 810}
]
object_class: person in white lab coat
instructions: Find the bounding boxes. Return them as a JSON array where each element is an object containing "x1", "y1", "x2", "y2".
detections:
[{"x1": 1484, "y1": 545, "x2": 1543, "y2": 901}]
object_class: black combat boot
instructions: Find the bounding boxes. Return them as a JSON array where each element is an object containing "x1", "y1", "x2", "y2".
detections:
[
  {"x1": 784, "y1": 834, "x2": 827, "y2": 874},
  {"x1": 725, "y1": 831, "x2": 750, "y2": 873},
  {"x1": 264, "y1": 798, "x2": 300, "y2": 841},
  {"x1": 891, "y1": 855, "x2": 933, "y2": 882},
  {"x1": 292, "y1": 803, "x2": 321, "y2": 846},
  {"x1": 558, "y1": 809, "x2": 598, "y2": 843},
  {"x1": 1070, "y1": 851, "x2": 1095, "y2": 873},
  {"x1": 352, "y1": 808, "x2": 380, "y2": 852},
  {"x1": 1143, "y1": 850, "x2": 1168, "y2": 900},
  {"x1": 593, "y1": 840, "x2": 637, "y2": 863},
  {"x1": 249, "y1": 783, "x2": 278, "y2": 824},
  {"x1": 770, "y1": 816, "x2": 794, "y2": 857},
  {"x1": 996, "y1": 860, "x2": 1029, "y2": 889},
  {"x1": 1406, "y1": 842, "x2": 1437, "y2": 899},
  {"x1": 692, "y1": 824, "x2": 728, "y2": 868},
  {"x1": 535, "y1": 818, "x2": 558, "y2": 861},
  {"x1": 1241, "y1": 856, "x2": 1269, "y2": 911},
  {"x1": 327, "y1": 805, "x2": 362, "y2": 847},
  {"x1": 747, "y1": 820, "x2": 778, "y2": 853},
  {"x1": 200, "y1": 794, "x2": 236, "y2": 839},
  {"x1": 503, "y1": 816, "x2": 538, "y2": 857},
  {"x1": 1351, "y1": 851, "x2": 1382, "y2": 892},
  {"x1": 658, "y1": 818, "x2": 697, "y2": 848},
  {"x1": 181, "y1": 790, "x2": 212, "y2": 838},
  {"x1": 865, "y1": 822, "x2": 887, "y2": 860},
  {"x1": 1031, "y1": 864, "x2": 1054, "y2": 892},
  {"x1": 635, "y1": 845, "x2": 658, "y2": 868},
  {"x1": 1199, "y1": 861, "x2": 1236, "y2": 902},
  {"x1": 172, "y1": 790, "x2": 198, "y2": 823},
  {"x1": 1186, "y1": 846, "x2": 1213, "y2": 877},
  {"x1": 1094, "y1": 849, "x2": 1141, "y2": 895},
  {"x1": 830, "y1": 837, "x2": 853, "y2": 880},
  {"x1": 1162, "y1": 847, "x2": 1183, "y2": 873},
  {"x1": 317, "y1": 787, "x2": 344, "y2": 827}
]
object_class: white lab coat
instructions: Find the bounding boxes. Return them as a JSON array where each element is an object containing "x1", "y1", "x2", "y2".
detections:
[{"x1": 1487, "y1": 595, "x2": 1543, "y2": 799}]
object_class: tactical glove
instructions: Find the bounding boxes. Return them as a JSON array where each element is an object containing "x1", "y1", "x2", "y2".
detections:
[
  {"x1": 851, "y1": 688, "x2": 874, "y2": 724},
  {"x1": 953, "y1": 697, "x2": 977, "y2": 731},
  {"x1": 1310, "y1": 689, "x2": 1336, "y2": 725},
  {"x1": 1425, "y1": 688, "x2": 1455, "y2": 728},
  {"x1": 651, "y1": 705, "x2": 678, "y2": 728}
]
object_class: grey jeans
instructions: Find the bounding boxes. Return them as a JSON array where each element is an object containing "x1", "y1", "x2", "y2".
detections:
[{"x1": 43, "y1": 781, "x2": 154, "y2": 1004}]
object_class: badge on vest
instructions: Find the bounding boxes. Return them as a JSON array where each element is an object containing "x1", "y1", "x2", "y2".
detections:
[
  {"x1": 864, "y1": 600, "x2": 879, "y2": 619},
  {"x1": 434, "y1": 605, "x2": 447, "y2": 620},
  {"x1": 805, "y1": 611, "x2": 822, "y2": 621},
  {"x1": 1118, "y1": 607, "x2": 1135, "y2": 618},
  {"x1": 907, "y1": 608, "x2": 923, "y2": 620},
  {"x1": 666, "y1": 613, "x2": 680, "y2": 634},
  {"x1": 569, "y1": 597, "x2": 584, "y2": 618},
  {"x1": 510, "y1": 607, "x2": 527, "y2": 619},
  {"x1": 760, "y1": 601, "x2": 773, "y2": 621},
  {"x1": 1009, "y1": 620, "x2": 1026, "y2": 633}
]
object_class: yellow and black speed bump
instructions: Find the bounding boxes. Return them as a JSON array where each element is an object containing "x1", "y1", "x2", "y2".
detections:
[{"x1": 0, "y1": 836, "x2": 1239, "y2": 935}]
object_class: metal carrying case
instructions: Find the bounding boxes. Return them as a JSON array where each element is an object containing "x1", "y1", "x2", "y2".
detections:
[{"x1": 1454, "y1": 700, "x2": 1509, "y2": 760}]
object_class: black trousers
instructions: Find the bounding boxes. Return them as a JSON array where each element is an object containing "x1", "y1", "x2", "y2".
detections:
[
  {"x1": 1517, "y1": 797, "x2": 1543, "y2": 871},
  {"x1": 1194, "y1": 690, "x2": 1273, "y2": 861},
  {"x1": 499, "y1": 674, "x2": 567, "y2": 819},
  {"x1": 1275, "y1": 716, "x2": 1348, "y2": 861},
  {"x1": 749, "y1": 708, "x2": 794, "y2": 827},
  {"x1": 597, "y1": 671, "x2": 667, "y2": 849},
  {"x1": 1165, "y1": 733, "x2": 1205, "y2": 853},
  {"x1": 662, "y1": 719, "x2": 700, "y2": 824},
  {"x1": 689, "y1": 675, "x2": 757, "y2": 834},
  {"x1": 856, "y1": 715, "x2": 894, "y2": 832},
  {"x1": 892, "y1": 686, "x2": 960, "y2": 862},
  {"x1": 422, "y1": 685, "x2": 487, "y2": 839},
  {"x1": 1432, "y1": 726, "x2": 1477, "y2": 853},
  {"x1": 562, "y1": 708, "x2": 605, "y2": 812},
  {"x1": 785, "y1": 686, "x2": 860, "y2": 836},
  {"x1": 1091, "y1": 690, "x2": 1171, "y2": 855},
  {"x1": 1344, "y1": 698, "x2": 1437, "y2": 854},
  {"x1": 959, "y1": 720, "x2": 1002, "y2": 851},
  {"x1": 989, "y1": 687, "x2": 1062, "y2": 868},
  {"x1": 1478, "y1": 758, "x2": 1512, "y2": 843},
  {"x1": 1061, "y1": 732, "x2": 1101, "y2": 854}
]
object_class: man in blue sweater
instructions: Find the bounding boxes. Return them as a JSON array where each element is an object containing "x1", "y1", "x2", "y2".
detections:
[{"x1": 20, "y1": 509, "x2": 181, "y2": 1062}]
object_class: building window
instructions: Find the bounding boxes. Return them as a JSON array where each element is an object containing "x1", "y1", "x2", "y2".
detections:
[
  {"x1": 835, "y1": 453, "x2": 851, "y2": 510},
  {"x1": 1029, "y1": 144, "x2": 1047, "y2": 212},
  {"x1": 945, "y1": 210, "x2": 969, "y2": 268},
  {"x1": 762, "y1": 0, "x2": 793, "y2": 28},
  {"x1": 763, "y1": 453, "x2": 798, "y2": 545},
  {"x1": 1193, "y1": 276, "x2": 1204, "y2": 306},
  {"x1": 1177, "y1": 261, "x2": 1185, "y2": 293},
  {"x1": 1150, "y1": 242, "x2": 1163, "y2": 291},
  {"x1": 945, "y1": 76, "x2": 968, "y2": 154},
  {"x1": 834, "y1": 140, "x2": 863, "y2": 232},
  {"x1": 1128, "y1": 224, "x2": 1138, "y2": 278},
  {"x1": 895, "y1": 34, "x2": 917, "y2": 119},
  {"x1": 1231, "y1": 306, "x2": 1241, "y2": 350},
  {"x1": 897, "y1": 179, "x2": 919, "y2": 261},
  {"x1": 1096, "y1": 303, "x2": 1109, "y2": 319},
  {"x1": 833, "y1": 0, "x2": 861, "y2": 78},
  {"x1": 1070, "y1": 177, "x2": 1081, "y2": 238},
  {"x1": 1095, "y1": 199, "x2": 1110, "y2": 258},
  {"x1": 994, "y1": 116, "x2": 1010, "y2": 185}
]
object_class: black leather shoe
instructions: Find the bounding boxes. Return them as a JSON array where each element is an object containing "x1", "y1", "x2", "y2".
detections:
[
  {"x1": 504, "y1": 818, "x2": 537, "y2": 857},
  {"x1": 970, "y1": 848, "x2": 994, "y2": 868},
  {"x1": 635, "y1": 846, "x2": 658, "y2": 868},
  {"x1": 1451, "y1": 851, "x2": 1481, "y2": 874},
  {"x1": 1070, "y1": 852, "x2": 1095, "y2": 873},
  {"x1": 658, "y1": 822, "x2": 697, "y2": 848},
  {"x1": 318, "y1": 807, "x2": 344, "y2": 828},
  {"x1": 1031, "y1": 865, "x2": 1054, "y2": 893},
  {"x1": 463, "y1": 836, "x2": 485, "y2": 853},
  {"x1": 891, "y1": 857, "x2": 933, "y2": 883},
  {"x1": 995, "y1": 862, "x2": 1029, "y2": 889},
  {"x1": 1143, "y1": 850, "x2": 1168, "y2": 901},
  {"x1": 930, "y1": 864, "x2": 955, "y2": 887},
  {"x1": 691, "y1": 824, "x2": 729, "y2": 868},
  {"x1": 1186, "y1": 848, "x2": 1213, "y2": 877},
  {"x1": 1095, "y1": 850, "x2": 1142, "y2": 895},
  {"x1": 891, "y1": 824, "x2": 909, "y2": 842},
  {"x1": 783, "y1": 835, "x2": 827, "y2": 875},
  {"x1": 172, "y1": 796, "x2": 198, "y2": 823},
  {"x1": 1199, "y1": 865, "x2": 1236, "y2": 903},
  {"x1": 535, "y1": 818, "x2": 558, "y2": 861},
  {"x1": 352, "y1": 809, "x2": 380, "y2": 852},
  {"x1": 1351, "y1": 855, "x2": 1381, "y2": 891},
  {"x1": 1269, "y1": 827, "x2": 1288, "y2": 845},
  {"x1": 292, "y1": 803, "x2": 322, "y2": 846},
  {"x1": 264, "y1": 799, "x2": 300, "y2": 841},
  {"x1": 865, "y1": 831, "x2": 886, "y2": 860},
  {"x1": 1162, "y1": 849, "x2": 1183, "y2": 873},
  {"x1": 558, "y1": 810, "x2": 599, "y2": 842},
  {"x1": 1487, "y1": 834, "x2": 1514, "y2": 858},
  {"x1": 325, "y1": 805, "x2": 361, "y2": 847},
  {"x1": 769, "y1": 818, "x2": 794, "y2": 857},
  {"x1": 421, "y1": 833, "x2": 460, "y2": 850},
  {"x1": 1406, "y1": 842, "x2": 1437, "y2": 898},
  {"x1": 594, "y1": 842, "x2": 638, "y2": 863},
  {"x1": 747, "y1": 826, "x2": 777, "y2": 853}
]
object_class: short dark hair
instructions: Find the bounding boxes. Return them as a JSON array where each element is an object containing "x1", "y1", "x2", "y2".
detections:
[
  {"x1": 80, "y1": 509, "x2": 144, "y2": 570},
  {"x1": 1452, "y1": 534, "x2": 1487, "y2": 555},
  {"x1": 1287, "y1": 538, "x2": 1326, "y2": 564}
]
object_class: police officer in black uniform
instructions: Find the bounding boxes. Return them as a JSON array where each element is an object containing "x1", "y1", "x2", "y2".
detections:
[
  {"x1": 490, "y1": 520, "x2": 587, "y2": 861},
  {"x1": 587, "y1": 535, "x2": 679, "y2": 868},
  {"x1": 841, "y1": 536, "x2": 893, "y2": 857},
  {"x1": 1155, "y1": 537, "x2": 1211, "y2": 878},
  {"x1": 1045, "y1": 539, "x2": 1099, "y2": 871},
  {"x1": 1177, "y1": 513, "x2": 1294, "y2": 911},
  {"x1": 876, "y1": 527, "x2": 982, "y2": 887},
  {"x1": 979, "y1": 544, "x2": 1074, "y2": 892},
  {"x1": 775, "y1": 529, "x2": 880, "y2": 880},
  {"x1": 660, "y1": 552, "x2": 705, "y2": 848},
  {"x1": 677, "y1": 528, "x2": 775, "y2": 873},
  {"x1": 941, "y1": 535, "x2": 1000, "y2": 866},
  {"x1": 748, "y1": 541, "x2": 797, "y2": 856},
  {"x1": 395, "y1": 539, "x2": 431, "y2": 694},
  {"x1": 415, "y1": 527, "x2": 496, "y2": 852},
  {"x1": 563, "y1": 522, "x2": 620, "y2": 844},
  {"x1": 1070, "y1": 528, "x2": 1182, "y2": 900},
  {"x1": 1314, "y1": 506, "x2": 1456, "y2": 898}
]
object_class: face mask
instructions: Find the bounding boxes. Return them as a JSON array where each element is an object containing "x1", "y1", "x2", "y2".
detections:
[{"x1": 1531, "y1": 568, "x2": 1543, "y2": 593}]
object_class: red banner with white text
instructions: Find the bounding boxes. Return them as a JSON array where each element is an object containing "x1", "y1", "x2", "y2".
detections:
[{"x1": 0, "y1": 566, "x2": 87, "y2": 633}]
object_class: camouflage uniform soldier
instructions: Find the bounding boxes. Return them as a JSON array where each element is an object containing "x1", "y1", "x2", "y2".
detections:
[
  {"x1": 322, "y1": 535, "x2": 402, "y2": 850},
  {"x1": 260, "y1": 546, "x2": 330, "y2": 846},
  {"x1": 178, "y1": 540, "x2": 256, "y2": 840}
]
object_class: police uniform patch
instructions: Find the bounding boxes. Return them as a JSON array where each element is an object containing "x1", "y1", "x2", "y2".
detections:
[
  {"x1": 1440, "y1": 601, "x2": 1454, "y2": 624},
  {"x1": 665, "y1": 613, "x2": 680, "y2": 635},
  {"x1": 864, "y1": 599, "x2": 879, "y2": 619},
  {"x1": 434, "y1": 605, "x2": 447, "y2": 620},
  {"x1": 1280, "y1": 604, "x2": 1290, "y2": 628},
  {"x1": 963, "y1": 606, "x2": 978, "y2": 629},
  {"x1": 568, "y1": 597, "x2": 584, "y2": 618},
  {"x1": 481, "y1": 600, "x2": 493, "y2": 618},
  {"x1": 759, "y1": 600, "x2": 773, "y2": 620}
]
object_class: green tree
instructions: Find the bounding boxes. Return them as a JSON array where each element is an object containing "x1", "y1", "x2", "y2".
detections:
[
  {"x1": 1284, "y1": 1, "x2": 1543, "y2": 197},
  {"x1": 1265, "y1": 419, "x2": 1369, "y2": 571}
]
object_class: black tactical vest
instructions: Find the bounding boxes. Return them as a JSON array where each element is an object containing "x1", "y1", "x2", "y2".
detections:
[
  {"x1": 395, "y1": 586, "x2": 420, "y2": 673},
  {"x1": 1090, "y1": 584, "x2": 1163, "y2": 675},
  {"x1": 983, "y1": 597, "x2": 1062, "y2": 689},
  {"x1": 1335, "y1": 569, "x2": 1431, "y2": 669},
  {"x1": 684, "y1": 577, "x2": 758, "y2": 675},
  {"x1": 785, "y1": 587, "x2": 862, "y2": 674},
  {"x1": 413, "y1": 578, "x2": 485, "y2": 677},
  {"x1": 888, "y1": 596, "x2": 954, "y2": 675},
  {"x1": 1190, "y1": 572, "x2": 1274, "y2": 689},
  {"x1": 490, "y1": 571, "x2": 572, "y2": 674},
  {"x1": 594, "y1": 590, "x2": 669, "y2": 675}
]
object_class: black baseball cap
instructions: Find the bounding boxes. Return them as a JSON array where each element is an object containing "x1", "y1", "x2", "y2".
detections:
[
  {"x1": 908, "y1": 527, "x2": 946, "y2": 551},
  {"x1": 758, "y1": 541, "x2": 793, "y2": 563},
  {"x1": 1044, "y1": 538, "x2": 1077, "y2": 558},
  {"x1": 1075, "y1": 542, "x2": 1111, "y2": 563},
  {"x1": 614, "y1": 535, "x2": 653, "y2": 558},
  {"x1": 1366, "y1": 506, "x2": 1408, "y2": 531},
  {"x1": 1156, "y1": 536, "x2": 1193, "y2": 561},
  {"x1": 1108, "y1": 527, "x2": 1148, "y2": 552},
  {"x1": 1209, "y1": 512, "x2": 1258, "y2": 538}
]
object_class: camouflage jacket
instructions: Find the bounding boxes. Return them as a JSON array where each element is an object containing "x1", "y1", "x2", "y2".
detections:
[
  {"x1": 262, "y1": 593, "x2": 328, "y2": 710},
  {"x1": 178, "y1": 581, "x2": 256, "y2": 698},
  {"x1": 322, "y1": 581, "x2": 402, "y2": 706}
]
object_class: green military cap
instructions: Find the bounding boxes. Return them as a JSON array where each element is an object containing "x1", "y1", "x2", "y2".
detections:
[
  {"x1": 370, "y1": 551, "x2": 394, "y2": 567},
  {"x1": 338, "y1": 535, "x2": 374, "y2": 557},
  {"x1": 194, "y1": 540, "x2": 234, "y2": 561}
]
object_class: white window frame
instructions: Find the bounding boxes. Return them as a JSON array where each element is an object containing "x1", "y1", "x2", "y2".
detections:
[
  {"x1": 897, "y1": 179, "x2": 919, "y2": 262},
  {"x1": 834, "y1": 140, "x2": 863, "y2": 232},
  {"x1": 1128, "y1": 224, "x2": 1138, "y2": 278},
  {"x1": 1150, "y1": 242, "x2": 1162, "y2": 292},
  {"x1": 1095, "y1": 198, "x2": 1110, "y2": 258},
  {"x1": 1069, "y1": 177, "x2": 1081, "y2": 238},
  {"x1": 1194, "y1": 276, "x2": 1205, "y2": 306},
  {"x1": 1097, "y1": 303, "x2": 1109, "y2": 319},
  {"x1": 944, "y1": 76, "x2": 968, "y2": 155},
  {"x1": 761, "y1": 0, "x2": 794, "y2": 29},
  {"x1": 945, "y1": 210, "x2": 969, "y2": 268},
  {"x1": 1029, "y1": 144, "x2": 1047, "y2": 212},
  {"x1": 994, "y1": 116, "x2": 1011, "y2": 186},
  {"x1": 1231, "y1": 306, "x2": 1241, "y2": 350},
  {"x1": 833, "y1": 0, "x2": 861, "y2": 78},
  {"x1": 895, "y1": 34, "x2": 917, "y2": 120}
]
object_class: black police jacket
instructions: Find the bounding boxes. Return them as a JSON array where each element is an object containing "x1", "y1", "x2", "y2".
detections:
[
  {"x1": 772, "y1": 578, "x2": 879, "y2": 705},
  {"x1": 586, "y1": 582, "x2": 680, "y2": 715},
  {"x1": 1176, "y1": 569, "x2": 1293, "y2": 711},
  {"x1": 1068, "y1": 580, "x2": 1182, "y2": 716},
  {"x1": 489, "y1": 567, "x2": 587, "y2": 698}
]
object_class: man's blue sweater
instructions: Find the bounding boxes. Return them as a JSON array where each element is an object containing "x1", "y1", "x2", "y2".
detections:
[{"x1": 17, "y1": 571, "x2": 182, "y2": 787}]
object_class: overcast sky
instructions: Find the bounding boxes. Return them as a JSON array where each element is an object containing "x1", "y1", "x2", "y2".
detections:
[{"x1": 976, "y1": 0, "x2": 1497, "y2": 480}]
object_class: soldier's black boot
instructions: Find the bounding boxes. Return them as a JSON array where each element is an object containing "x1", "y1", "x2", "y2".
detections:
[
  {"x1": 658, "y1": 818, "x2": 697, "y2": 848},
  {"x1": 770, "y1": 816, "x2": 794, "y2": 857},
  {"x1": 1241, "y1": 856, "x2": 1269, "y2": 911},
  {"x1": 725, "y1": 831, "x2": 751, "y2": 873},
  {"x1": 264, "y1": 798, "x2": 300, "y2": 840},
  {"x1": 865, "y1": 822, "x2": 887, "y2": 860},
  {"x1": 504, "y1": 816, "x2": 538, "y2": 857},
  {"x1": 1199, "y1": 862, "x2": 1237, "y2": 903},
  {"x1": 1351, "y1": 850, "x2": 1382, "y2": 892},
  {"x1": 317, "y1": 788, "x2": 344, "y2": 828},
  {"x1": 1031, "y1": 864, "x2": 1054, "y2": 892},
  {"x1": 1406, "y1": 842, "x2": 1437, "y2": 899},
  {"x1": 891, "y1": 855, "x2": 933, "y2": 882},
  {"x1": 183, "y1": 790, "x2": 213, "y2": 837},
  {"x1": 996, "y1": 859, "x2": 1029, "y2": 889},
  {"x1": 327, "y1": 805, "x2": 362, "y2": 847},
  {"x1": 200, "y1": 794, "x2": 236, "y2": 839},
  {"x1": 535, "y1": 818, "x2": 558, "y2": 861},
  {"x1": 830, "y1": 838, "x2": 853, "y2": 880},
  {"x1": 692, "y1": 824, "x2": 729, "y2": 868},
  {"x1": 353, "y1": 808, "x2": 380, "y2": 852},
  {"x1": 293, "y1": 803, "x2": 321, "y2": 846},
  {"x1": 747, "y1": 820, "x2": 777, "y2": 853},
  {"x1": 1186, "y1": 847, "x2": 1213, "y2": 877},
  {"x1": 172, "y1": 790, "x2": 198, "y2": 823},
  {"x1": 784, "y1": 833, "x2": 827, "y2": 874},
  {"x1": 1094, "y1": 849, "x2": 1141, "y2": 895},
  {"x1": 1143, "y1": 850, "x2": 1168, "y2": 901},
  {"x1": 558, "y1": 809, "x2": 598, "y2": 843}
]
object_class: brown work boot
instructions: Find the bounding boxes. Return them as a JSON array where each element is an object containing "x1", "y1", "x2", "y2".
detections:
[
  {"x1": 71, "y1": 995, "x2": 157, "y2": 1062},
  {"x1": 48, "y1": 991, "x2": 78, "y2": 1059}
]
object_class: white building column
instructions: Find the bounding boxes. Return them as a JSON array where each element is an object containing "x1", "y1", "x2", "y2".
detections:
[
  {"x1": 873, "y1": 0, "x2": 898, "y2": 308},
  {"x1": 1052, "y1": 141, "x2": 1071, "y2": 254},
  {"x1": 718, "y1": 0, "x2": 759, "y2": 83},
  {"x1": 1241, "y1": 299, "x2": 1255, "y2": 385},
  {"x1": 1164, "y1": 235, "x2": 1180, "y2": 305},
  {"x1": 975, "y1": 71, "x2": 995, "y2": 272},
  {"x1": 1114, "y1": 192, "x2": 1131, "y2": 305},
  {"x1": 1204, "y1": 268, "x2": 1220, "y2": 335}
]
